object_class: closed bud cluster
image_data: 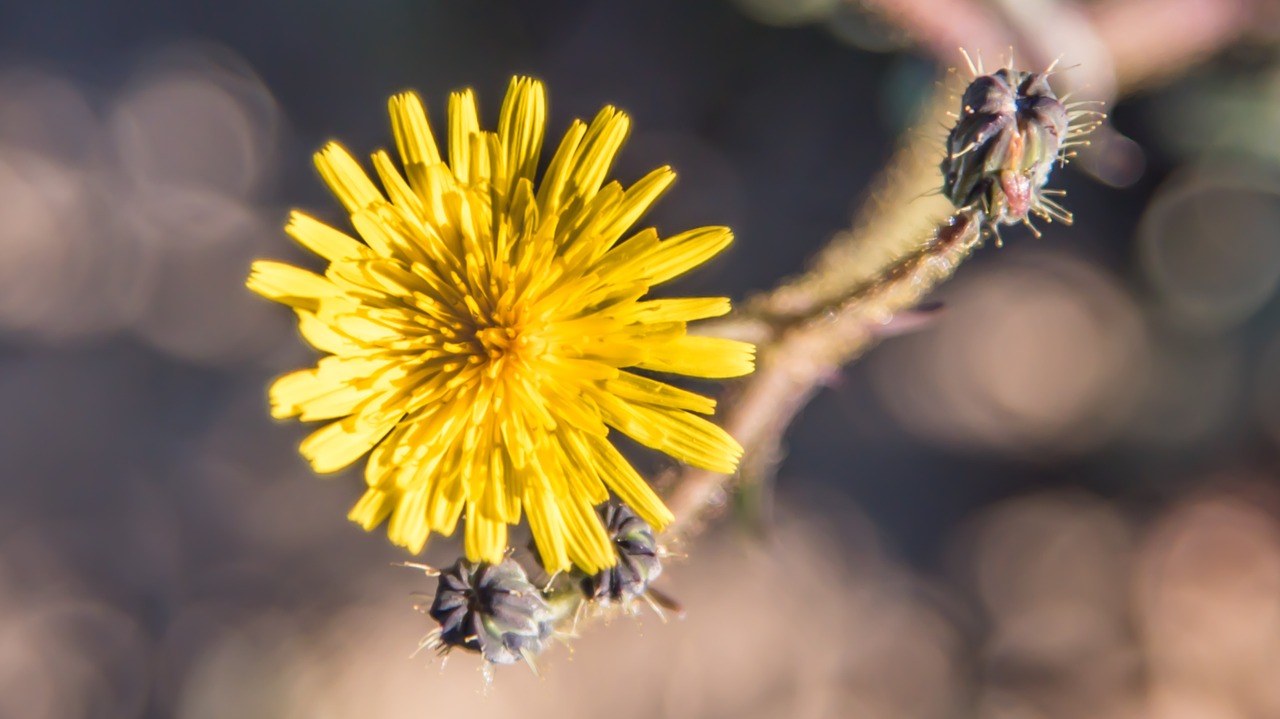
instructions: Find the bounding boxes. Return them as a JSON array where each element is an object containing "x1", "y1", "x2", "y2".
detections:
[
  {"x1": 425, "y1": 557, "x2": 554, "y2": 667},
  {"x1": 580, "y1": 503, "x2": 664, "y2": 605},
  {"x1": 415, "y1": 501, "x2": 679, "y2": 677},
  {"x1": 941, "y1": 59, "x2": 1091, "y2": 240}
]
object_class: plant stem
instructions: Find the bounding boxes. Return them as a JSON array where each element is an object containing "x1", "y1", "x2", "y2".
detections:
[{"x1": 666, "y1": 210, "x2": 985, "y2": 538}]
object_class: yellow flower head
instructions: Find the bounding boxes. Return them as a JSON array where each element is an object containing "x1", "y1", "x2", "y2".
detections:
[{"x1": 248, "y1": 77, "x2": 754, "y2": 573}]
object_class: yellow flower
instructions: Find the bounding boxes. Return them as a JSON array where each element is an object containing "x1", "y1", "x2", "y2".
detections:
[{"x1": 247, "y1": 77, "x2": 754, "y2": 573}]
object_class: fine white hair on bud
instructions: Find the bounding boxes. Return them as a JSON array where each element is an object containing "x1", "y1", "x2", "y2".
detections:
[{"x1": 941, "y1": 51, "x2": 1101, "y2": 243}]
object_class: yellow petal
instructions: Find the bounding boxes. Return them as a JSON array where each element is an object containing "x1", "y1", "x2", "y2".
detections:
[
  {"x1": 638, "y1": 334, "x2": 756, "y2": 378},
  {"x1": 268, "y1": 367, "x2": 373, "y2": 421},
  {"x1": 581, "y1": 432, "x2": 674, "y2": 530},
  {"x1": 295, "y1": 309, "x2": 357, "y2": 354},
  {"x1": 447, "y1": 89, "x2": 480, "y2": 185},
  {"x1": 603, "y1": 371, "x2": 717, "y2": 414},
  {"x1": 464, "y1": 501, "x2": 508, "y2": 565},
  {"x1": 556, "y1": 431, "x2": 610, "y2": 505},
  {"x1": 624, "y1": 296, "x2": 731, "y2": 323},
  {"x1": 525, "y1": 485, "x2": 570, "y2": 573},
  {"x1": 562, "y1": 494, "x2": 613, "y2": 575},
  {"x1": 349, "y1": 488, "x2": 396, "y2": 530},
  {"x1": 566, "y1": 106, "x2": 630, "y2": 205},
  {"x1": 642, "y1": 226, "x2": 734, "y2": 284},
  {"x1": 536, "y1": 119, "x2": 586, "y2": 218},
  {"x1": 350, "y1": 204, "x2": 428, "y2": 265},
  {"x1": 371, "y1": 150, "x2": 426, "y2": 220},
  {"x1": 285, "y1": 211, "x2": 371, "y2": 261},
  {"x1": 426, "y1": 459, "x2": 466, "y2": 536},
  {"x1": 595, "y1": 392, "x2": 742, "y2": 473},
  {"x1": 497, "y1": 76, "x2": 547, "y2": 193},
  {"x1": 594, "y1": 166, "x2": 675, "y2": 250},
  {"x1": 388, "y1": 91, "x2": 442, "y2": 168},
  {"x1": 314, "y1": 142, "x2": 384, "y2": 215},
  {"x1": 388, "y1": 486, "x2": 431, "y2": 553},
  {"x1": 246, "y1": 260, "x2": 337, "y2": 310},
  {"x1": 299, "y1": 409, "x2": 404, "y2": 474}
]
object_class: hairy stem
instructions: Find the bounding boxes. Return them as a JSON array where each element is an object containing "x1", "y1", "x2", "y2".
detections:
[
  {"x1": 666, "y1": 0, "x2": 1268, "y2": 544},
  {"x1": 666, "y1": 210, "x2": 984, "y2": 538}
]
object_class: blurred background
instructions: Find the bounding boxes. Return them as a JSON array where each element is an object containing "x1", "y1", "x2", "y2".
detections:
[{"x1": 1, "y1": 0, "x2": 1279, "y2": 717}]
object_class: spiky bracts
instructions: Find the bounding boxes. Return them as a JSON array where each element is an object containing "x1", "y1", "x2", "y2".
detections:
[{"x1": 941, "y1": 52, "x2": 1101, "y2": 243}]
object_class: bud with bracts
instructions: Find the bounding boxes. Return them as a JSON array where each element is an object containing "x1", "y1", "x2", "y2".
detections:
[
  {"x1": 577, "y1": 503, "x2": 682, "y2": 618},
  {"x1": 405, "y1": 501, "x2": 679, "y2": 679},
  {"x1": 940, "y1": 49, "x2": 1102, "y2": 244},
  {"x1": 407, "y1": 557, "x2": 556, "y2": 679}
]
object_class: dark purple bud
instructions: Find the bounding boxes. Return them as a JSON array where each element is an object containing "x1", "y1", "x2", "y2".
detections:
[
  {"x1": 580, "y1": 503, "x2": 664, "y2": 605},
  {"x1": 426, "y1": 558, "x2": 553, "y2": 665},
  {"x1": 941, "y1": 66, "x2": 1078, "y2": 235}
]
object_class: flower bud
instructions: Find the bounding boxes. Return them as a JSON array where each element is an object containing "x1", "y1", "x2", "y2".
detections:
[
  {"x1": 941, "y1": 66, "x2": 1075, "y2": 235},
  {"x1": 580, "y1": 503, "x2": 664, "y2": 605},
  {"x1": 427, "y1": 557, "x2": 553, "y2": 665}
]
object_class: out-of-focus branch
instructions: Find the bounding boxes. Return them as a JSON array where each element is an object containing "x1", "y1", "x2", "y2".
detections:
[
  {"x1": 856, "y1": 0, "x2": 1013, "y2": 65},
  {"x1": 750, "y1": 0, "x2": 1265, "y2": 320},
  {"x1": 1087, "y1": 0, "x2": 1264, "y2": 91},
  {"x1": 714, "y1": 0, "x2": 1264, "y2": 344},
  {"x1": 865, "y1": 0, "x2": 1266, "y2": 95},
  {"x1": 666, "y1": 0, "x2": 1270, "y2": 540}
]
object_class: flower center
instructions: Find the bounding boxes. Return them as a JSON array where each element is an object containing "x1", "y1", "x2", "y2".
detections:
[{"x1": 477, "y1": 325, "x2": 518, "y2": 358}]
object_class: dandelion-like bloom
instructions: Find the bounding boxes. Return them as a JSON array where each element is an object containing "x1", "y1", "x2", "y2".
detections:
[{"x1": 248, "y1": 77, "x2": 753, "y2": 573}]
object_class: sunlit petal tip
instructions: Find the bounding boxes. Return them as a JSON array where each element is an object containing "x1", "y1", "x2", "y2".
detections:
[
  {"x1": 314, "y1": 142, "x2": 385, "y2": 215},
  {"x1": 387, "y1": 90, "x2": 424, "y2": 119},
  {"x1": 388, "y1": 91, "x2": 443, "y2": 170},
  {"x1": 284, "y1": 211, "x2": 369, "y2": 261},
  {"x1": 498, "y1": 77, "x2": 548, "y2": 191},
  {"x1": 245, "y1": 260, "x2": 334, "y2": 311},
  {"x1": 349, "y1": 489, "x2": 395, "y2": 530}
]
